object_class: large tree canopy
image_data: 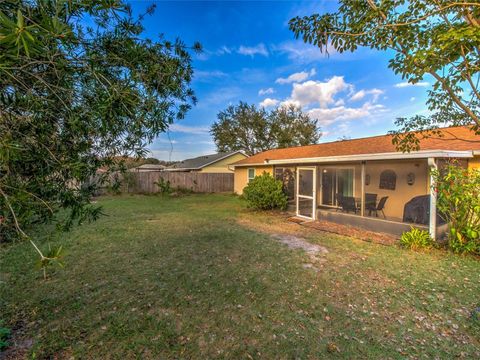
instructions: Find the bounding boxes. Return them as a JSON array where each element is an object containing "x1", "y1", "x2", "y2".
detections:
[
  {"x1": 289, "y1": 0, "x2": 480, "y2": 151},
  {"x1": 0, "y1": 0, "x2": 200, "y2": 253},
  {"x1": 211, "y1": 102, "x2": 321, "y2": 156}
]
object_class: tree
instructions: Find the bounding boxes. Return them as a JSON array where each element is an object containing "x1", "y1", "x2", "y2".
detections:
[
  {"x1": 0, "y1": 0, "x2": 200, "y2": 262},
  {"x1": 289, "y1": 1, "x2": 480, "y2": 150},
  {"x1": 211, "y1": 102, "x2": 321, "y2": 155}
]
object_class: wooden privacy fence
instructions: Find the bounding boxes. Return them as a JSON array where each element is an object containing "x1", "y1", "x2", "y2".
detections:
[{"x1": 121, "y1": 172, "x2": 234, "y2": 193}]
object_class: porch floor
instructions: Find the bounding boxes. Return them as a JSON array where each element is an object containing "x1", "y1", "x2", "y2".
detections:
[
  {"x1": 299, "y1": 218, "x2": 398, "y2": 246},
  {"x1": 316, "y1": 208, "x2": 428, "y2": 238}
]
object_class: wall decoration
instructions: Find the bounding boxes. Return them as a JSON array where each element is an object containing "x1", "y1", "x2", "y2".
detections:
[
  {"x1": 379, "y1": 169, "x2": 397, "y2": 190},
  {"x1": 407, "y1": 172, "x2": 415, "y2": 186},
  {"x1": 365, "y1": 174, "x2": 371, "y2": 186}
]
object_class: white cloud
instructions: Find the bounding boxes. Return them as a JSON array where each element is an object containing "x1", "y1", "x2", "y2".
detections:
[
  {"x1": 271, "y1": 41, "x2": 333, "y2": 63},
  {"x1": 394, "y1": 81, "x2": 430, "y2": 88},
  {"x1": 194, "y1": 70, "x2": 228, "y2": 81},
  {"x1": 308, "y1": 102, "x2": 386, "y2": 126},
  {"x1": 168, "y1": 124, "x2": 210, "y2": 135},
  {"x1": 259, "y1": 98, "x2": 279, "y2": 108},
  {"x1": 237, "y1": 43, "x2": 268, "y2": 57},
  {"x1": 258, "y1": 87, "x2": 275, "y2": 96},
  {"x1": 284, "y1": 76, "x2": 351, "y2": 108},
  {"x1": 410, "y1": 97, "x2": 416, "y2": 102},
  {"x1": 350, "y1": 88, "x2": 383, "y2": 102},
  {"x1": 259, "y1": 75, "x2": 388, "y2": 128},
  {"x1": 217, "y1": 46, "x2": 232, "y2": 55},
  {"x1": 275, "y1": 68, "x2": 316, "y2": 84}
]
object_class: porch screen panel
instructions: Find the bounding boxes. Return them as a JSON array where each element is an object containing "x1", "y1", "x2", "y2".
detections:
[
  {"x1": 298, "y1": 169, "x2": 314, "y2": 197},
  {"x1": 298, "y1": 198, "x2": 314, "y2": 218},
  {"x1": 337, "y1": 169, "x2": 354, "y2": 197}
]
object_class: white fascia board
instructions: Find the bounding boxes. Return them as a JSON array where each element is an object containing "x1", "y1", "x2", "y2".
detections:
[
  {"x1": 266, "y1": 150, "x2": 474, "y2": 165},
  {"x1": 232, "y1": 163, "x2": 269, "y2": 168}
]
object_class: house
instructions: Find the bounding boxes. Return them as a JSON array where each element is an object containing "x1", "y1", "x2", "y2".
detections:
[
  {"x1": 129, "y1": 164, "x2": 166, "y2": 172},
  {"x1": 166, "y1": 151, "x2": 247, "y2": 173},
  {"x1": 232, "y1": 126, "x2": 480, "y2": 240}
]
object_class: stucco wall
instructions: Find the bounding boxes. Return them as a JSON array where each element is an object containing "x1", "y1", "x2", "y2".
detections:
[
  {"x1": 199, "y1": 153, "x2": 248, "y2": 173},
  {"x1": 234, "y1": 165, "x2": 273, "y2": 194},
  {"x1": 362, "y1": 160, "x2": 429, "y2": 220},
  {"x1": 468, "y1": 156, "x2": 480, "y2": 170}
]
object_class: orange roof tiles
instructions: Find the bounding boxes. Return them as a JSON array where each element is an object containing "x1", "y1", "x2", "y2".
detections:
[{"x1": 234, "y1": 126, "x2": 480, "y2": 166}]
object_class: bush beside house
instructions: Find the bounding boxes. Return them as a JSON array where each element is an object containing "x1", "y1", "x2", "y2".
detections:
[{"x1": 242, "y1": 173, "x2": 288, "y2": 210}]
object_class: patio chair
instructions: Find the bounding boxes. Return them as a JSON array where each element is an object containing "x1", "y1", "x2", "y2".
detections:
[
  {"x1": 371, "y1": 196, "x2": 388, "y2": 219},
  {"x1": 335, "y1": 193, "x2": 344, "y2": 211},
  {"x1": 341, "y1": 196, "x2": 358, "y2": 214},
  {"x1": 365, "y1": 193, "x2": 378, "y2": 215}
]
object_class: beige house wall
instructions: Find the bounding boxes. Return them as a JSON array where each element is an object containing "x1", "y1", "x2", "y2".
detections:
[
  {"x1": 468, "y1": 156, "x2": 480, "y2": 170},
  {"x1": 362, "y1": 160, "x2": 429, "y2": 220},
  {"x1": 234, "y1": 165, "x2": 273, "y2": 194},
  {"x1": 199, "y1": 153, "x2": 248, "y2": 173}
]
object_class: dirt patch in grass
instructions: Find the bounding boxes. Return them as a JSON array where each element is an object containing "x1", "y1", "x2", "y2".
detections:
[{"x1": 271, "y1": 233, "x2": 328, "y2": 266}]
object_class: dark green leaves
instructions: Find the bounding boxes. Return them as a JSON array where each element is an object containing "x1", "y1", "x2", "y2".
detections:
[{"x1": 0, "y1": 1, "x2": 199, "y2": 246}]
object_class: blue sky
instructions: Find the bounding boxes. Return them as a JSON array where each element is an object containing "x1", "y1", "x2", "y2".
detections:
[{"x1": 132, "y1": 1, "x2": 432, "y2": 161}]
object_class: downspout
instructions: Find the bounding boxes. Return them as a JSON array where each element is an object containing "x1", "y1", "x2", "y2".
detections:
[{"x1": 428, "y1": 158, "x2": 437, "y2": 240}]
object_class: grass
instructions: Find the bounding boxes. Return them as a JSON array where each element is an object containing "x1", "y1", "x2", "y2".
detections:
[{"x1": 1, "y1": 194, "x2": 479, "y2": 359}]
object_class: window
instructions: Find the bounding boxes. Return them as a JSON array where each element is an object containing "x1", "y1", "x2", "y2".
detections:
[
  {"x1": 248, "y1": 168, "x2": 255, "y2": 182},
  {"x1": 274, "y1": 167, "x2": 295, "y2": 200},
  {"x1": 275, "y1": 167, "x2": 284, "y2": 181}
]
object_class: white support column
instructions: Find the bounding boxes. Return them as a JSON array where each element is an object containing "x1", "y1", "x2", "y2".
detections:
[
  {"x1": 428, "y1": 158, "x2": 437, "y2": 240},
  {"x1": 360, "y1": 161, "x2": 366, "y2": 217}
]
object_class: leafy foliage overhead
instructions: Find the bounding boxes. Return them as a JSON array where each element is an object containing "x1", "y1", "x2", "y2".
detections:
[
  {"x1": 289, "y1": 0, "x2": 480, "y2": 150},
  {"x1": 0, "y1": 0, "x2": 200, "y2": 254},
  {"x1": 211, "y1": 102, "x2": 321, "y2": 156}
]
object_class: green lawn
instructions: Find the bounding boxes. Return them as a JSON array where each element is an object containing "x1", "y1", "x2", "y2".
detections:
[{"x1": 1, "y1": 194, "x2": 479, "y2": 359}]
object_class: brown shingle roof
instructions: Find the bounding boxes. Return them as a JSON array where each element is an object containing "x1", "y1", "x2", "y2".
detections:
[{"x1": 233, "y1": 126, "x2": 480, "y2": 166}]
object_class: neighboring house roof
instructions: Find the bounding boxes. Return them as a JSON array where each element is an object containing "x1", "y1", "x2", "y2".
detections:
[
  {"x1": 129, "y1": 164, "x2": 166, "y2": 172},
  {"x1": 166, "y1": 151, "x2": 246, "y2": 171},
  {"x1": 233, "y1": 126, "x2": 480, "y2": 166}
]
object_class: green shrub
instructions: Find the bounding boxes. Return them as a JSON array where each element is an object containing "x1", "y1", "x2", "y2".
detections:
[
  {"x1": 400, "y1": 227, "x2": 435, "y2": 250},
  {"x1": 242, "y1": 172, "x2": 288, "y2": 210},
  {"x1": 0, "y1": 325, "x2": 10, "y2": 351},
  {"x1": 155, "y1": 178, "x2": 173, "y2": 195},
  {"x1": 432, "y1": 165, "x2": 480, "y2": 255}
]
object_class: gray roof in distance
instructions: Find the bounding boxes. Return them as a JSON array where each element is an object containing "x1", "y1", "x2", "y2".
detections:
[{"x1": 168, "y1": 151, "x2": 243, "y2": 170}]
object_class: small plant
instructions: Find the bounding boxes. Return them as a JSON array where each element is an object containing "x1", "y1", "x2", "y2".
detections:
[
  {"x1": 0, "y1": 325, "x2": 11, "y2": 351},
  {"x1": 242, "y1": 172, "x2": 288, "y2": 210},
  {"x1": 36, "y1": 244, "x2": 65, "y2": 280},
  {"x1": 122, "y1": 172, "x2": 138, "y2": 193},
  {"x1": 400, "y1": 227, "x2": 435, "y2": 250},
  {"x1": 155, "y1": 178, "x2": 172, "y2": 195}
]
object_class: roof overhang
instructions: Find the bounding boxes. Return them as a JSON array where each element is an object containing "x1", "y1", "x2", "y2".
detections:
[
  {"x1": 168, "y1": 150, "x2": 248, "y2": 171},
  {"x1": 233, "y1": 150, "x2": 475, "y2": 167},
  {"x1": 164, "y1": 167, "x2": 198, "y2": 172}
]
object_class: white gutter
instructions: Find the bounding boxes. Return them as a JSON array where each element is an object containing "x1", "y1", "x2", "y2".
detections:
[
  {"x1": 232, "y1": 162, "x2": 269, "y2": 168},
  {"x1": 264, "y1": 150, "x2": 474, "y2": 165}
]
